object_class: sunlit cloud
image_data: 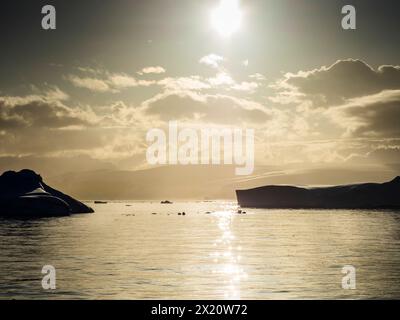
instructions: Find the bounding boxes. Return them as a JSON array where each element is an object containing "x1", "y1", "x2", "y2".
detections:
[
  {"x1": 67, "y1": 70, "x2": 155, "y2": 93},
  {"x1": 199, "y1": 54, "x2": 224, "y2": 69},
  {"x1": 158, "y1": 76, "x2": 211, "y2": 91},
  {"x1": 249, "y1": 73, "x2": 266, "y2": 81},
  {"x1": 67, "y1": 75, "x2": 111, "y2": 92},
  {"x1": 138, "y1": 66, "x2": 166, "y2": 75},
  {"x1": 232, "y1": 81, "x2": 259, "y2": 93},
  {"x1": 208, "y1": 72, "x2": 235, "y2": 86}
]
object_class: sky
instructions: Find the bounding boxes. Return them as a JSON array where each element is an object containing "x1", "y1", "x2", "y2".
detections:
[{"x1": 0, "y1": 0, "x2": 400, "y2": 197}]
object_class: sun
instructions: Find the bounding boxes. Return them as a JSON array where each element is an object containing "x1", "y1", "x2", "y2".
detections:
[{"x1": 211, "y1": 0, "x2": 242, "y2": 38}]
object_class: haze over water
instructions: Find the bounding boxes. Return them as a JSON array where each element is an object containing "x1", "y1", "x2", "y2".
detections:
[{"x1": 1, "y1": 201, "x2": 400, "y2": 299}]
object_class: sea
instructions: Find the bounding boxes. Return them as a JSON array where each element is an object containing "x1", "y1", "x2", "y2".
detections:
[{"x1": 1, "y1": 201, "x2": 400, "y2": 299}]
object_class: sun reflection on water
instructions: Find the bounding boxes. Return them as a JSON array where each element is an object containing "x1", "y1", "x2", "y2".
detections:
[{"x1": 211, "y1": 206, "x2": 247, "y2": 299}]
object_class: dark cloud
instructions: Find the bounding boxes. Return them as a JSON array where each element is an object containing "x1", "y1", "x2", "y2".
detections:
[
  {"x1": 279, "y1": 59, "x2": 400, "y2": 105},
  {"x1": 273, "y1": 59, "x2": 400, "y2": 139},
  {"x1": 0, "y1": 97, "x2": 95, "y2": 130},
  {"x1": 144, "y1": 92, "x2": 272, "y2": 124},
  {"x1": 330, "y1": 90, "x2": 400, "y2": 137},
  {"x1": 0, "y1": 94, "x2": 110, "y2": 155}
]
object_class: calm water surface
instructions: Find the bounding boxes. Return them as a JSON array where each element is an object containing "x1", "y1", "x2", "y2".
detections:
[{"x1": 1, "y1": 201, "x2": 400, "y2": 299}]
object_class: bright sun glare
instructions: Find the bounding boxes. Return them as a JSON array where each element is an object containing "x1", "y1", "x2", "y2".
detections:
[{"x1": 211, "y1": 0, "x2": 242, "y2": 38}]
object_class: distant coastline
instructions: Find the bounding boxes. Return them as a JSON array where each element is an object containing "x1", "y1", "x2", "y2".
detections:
[{"x1": 236, "y1": 176, "x2": 400, "y2": 209}]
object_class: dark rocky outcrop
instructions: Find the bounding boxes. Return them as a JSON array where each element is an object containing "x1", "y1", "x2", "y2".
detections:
[
  {"x1": 0, "y1": 169, "x2": 94, "y2": 218},
  {"x1": 236, "y1": 176, "x2": 400, "y2": 209},
  {"x1": 161, "y1": 200, "x2": 173, "y2": 204}
]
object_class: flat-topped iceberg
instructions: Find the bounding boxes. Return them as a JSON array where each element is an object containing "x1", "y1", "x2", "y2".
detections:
[
  {"x1": 0, "y1": 169, "x2": 94, "y2": 218},
  {"x1": 236, "y1": 177, "x2": 400, "y2": 209}
]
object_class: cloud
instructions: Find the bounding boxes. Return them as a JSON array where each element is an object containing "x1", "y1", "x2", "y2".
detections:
[
  {"x1": 67, "y1": 70, "x2": 155, "y2": 93},
  {"x1": 269, "y1": 59, "x2": 400, "y2": 140},
  {"x1": 158, "y1": 76, "x2": 211, "y2": 91},
  {"x1": 68, "y1": 75, "x2": 111, "y2": 92},
  {"x1": 0, "y1": 92, "x2": 151, "y2": 159},
  {"x1": 207, "y1": 73, "x2": 259, "y2": 93},
  {"x1": 0, "y1": 126, "x2": 111, "y2": 155},
  {"x1": 5, "y1": 58, "x2": 399, "y2": 173},
  {"x1": 273, "y1": 59, "x2": 400, "y2": 106},
  {"x1": 368, "y1": 146, "x2": 400, "y2": 164},
  {"x1": 345, "y1": 144, "x2": 400, "y2": 166},
  {"x1": 232, "y1": 81, "x2": 259, "y2": 93},
  {"x1": 138, "y1": 66, "x2": 166, "y2": 75},
  {"x1": 0, "y1": 90, "x2": 95, "y2": 130},
  {"x1": 208, "y1": 72, "x2": 234, "y2": 86},
  {"x1": 249, "y1": 73, "x2": 266, "y2": 81},
  {"x1": 0, "y1": 89, "x2": 112, "y2": 156},
  {"x1": 142, "y1": 91, "x2": 272, "y2": 124},
  {"x1": 199, "y1": 54, "x2": 224, "y2": 69},
  {"x1": 108, "y1": 74, "x2": 140, "y2": 89},
  {"x1": 328, "y1": 90, "x2": 400, "y2": 138},
  {"x1": 158, "y1": 73, "x2": 259, "y2": 93}
]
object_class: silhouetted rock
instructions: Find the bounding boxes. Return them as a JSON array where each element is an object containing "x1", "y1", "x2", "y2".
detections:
[
  {"x1": 236, "y1": 177, "x2": 400, "y2": 209},
  {"x1": 161, "y1": 200, "x2": 173, "y2": 204},
  {"x1": 0, "y1": 169, "x2": 94, "y2": 218}
]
